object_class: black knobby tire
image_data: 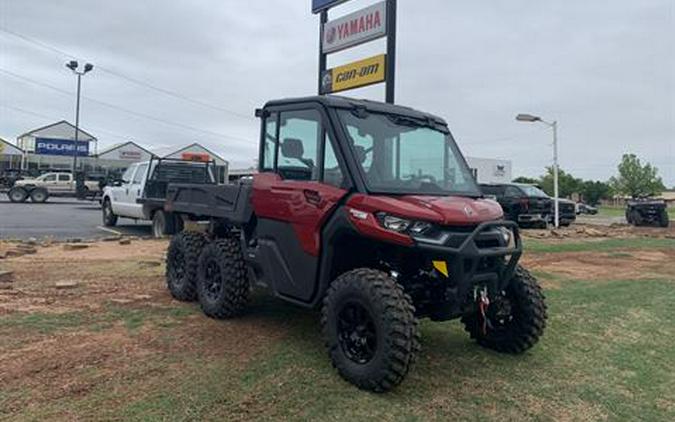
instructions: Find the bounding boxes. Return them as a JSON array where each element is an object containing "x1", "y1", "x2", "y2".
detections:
[
  {"x1": 30, "y1": 188, "x2": 49, "y2": 203},
  {"x1": 152, "y1": 210, "x2": 176, "y2": 238},
  {"x1": 659, "y1": 210, "x2": 670, "y2": 228},
  {"x1": 102, "y1": 199, "x2": 118, "y2": 227},
  {"x1": 461, "y1": 265, "x2": 547, "y2": 354},
  {"x1": 166, "y1": 231, "x2": 208, "y2": 302},
  {"x1": 8, "y1": 187, "x2": 28, "y2": 203},
  {"x1": 322, "y1": 269, "x2": 421, "y2": 392},
  {"x1": 197, "y1": 238, "x2": 249, "y2": 319}
]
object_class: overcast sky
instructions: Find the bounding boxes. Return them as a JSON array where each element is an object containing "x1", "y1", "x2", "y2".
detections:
[{"x1": 1, "y1": 0, "x2": 673, "y2": 185}]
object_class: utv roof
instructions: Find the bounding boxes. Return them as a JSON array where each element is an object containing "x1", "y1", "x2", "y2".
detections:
[{"x1": 263, "y1": 95, "x2": 447, "y2": 125}]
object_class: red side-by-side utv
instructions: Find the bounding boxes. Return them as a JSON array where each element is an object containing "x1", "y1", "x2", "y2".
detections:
[{"x1": 162, "y1": 96, "x2": 547, "y2": 392}]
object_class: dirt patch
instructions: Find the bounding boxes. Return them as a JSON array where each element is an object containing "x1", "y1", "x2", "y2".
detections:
[
  {"x1": 0, "y1": 238, "x2": 292, "y2": 416},
  {"x1": 523, "y1": 249, "x2": 675, "y2": 282},
  {"x1": 521, "y1": 222, "x2": 675, "y2": 241}
]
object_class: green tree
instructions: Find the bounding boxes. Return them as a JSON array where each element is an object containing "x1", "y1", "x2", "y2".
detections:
[
  {"x1": 579, "y1": 180, "x2": 612, "y2": 205},
  {"x1": 512, "y1": 176, "x2": 540, "y2": 184},
  {"x1": 609, "y1": 154, "x2": 665, "y2": 198},
  {"x1": 540, "y1": 167, "x2": 582, "y2": 198}
]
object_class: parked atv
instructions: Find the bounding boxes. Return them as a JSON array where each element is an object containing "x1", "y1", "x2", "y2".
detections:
[
  {"x1": 162, "y1": 96, "x2": 547, "y2": 392},
  {"x1": 626, "y1": 198, "x2": 669, "y2": 227}
]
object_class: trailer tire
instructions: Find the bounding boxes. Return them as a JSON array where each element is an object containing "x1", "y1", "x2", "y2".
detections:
[
  {"x1": 102, "y1": 198, "x2": 118, "y2": 227},
  {"x1": 30, "y1": 187, "x2": 49, "y2": 203},
  {"x1": 166, "y1": 231, "x2": 208, "y2": 302},
  {"x1": 197, "y1": 238, "x2": 249, "y2": 319},
  {"x1": 8, "y1": 187, "x2": 28, "y2": 203},
  {"x1": 461, "y1": 265, "x2": 547, "y2": 354},
  {"x1": 152, "y1": 210, "x2": 176, "y2": 238},
  {"x1": 322, "y1": 269, "x2": 421, "y2": 392}
]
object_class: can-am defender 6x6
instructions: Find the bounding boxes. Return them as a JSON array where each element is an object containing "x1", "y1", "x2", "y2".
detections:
[{"x1": 164, "y1": 96, "x2": 547, "y2": 392}]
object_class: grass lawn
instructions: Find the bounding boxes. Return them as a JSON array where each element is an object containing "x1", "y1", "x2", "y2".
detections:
[
  {"x1": 524, "y1": 237, "x2": 675, "y2": 254},
  {"x1": 1, "y1": 238, "x2": 674, "y2": 420},
  {"x1": 597, "y1": 206, "x2": 626, "y2": 218}
]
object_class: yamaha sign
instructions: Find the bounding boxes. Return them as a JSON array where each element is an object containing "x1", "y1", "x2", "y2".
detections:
[
  {"x1": 35, "y1": 138, "x2": 89, "y2": 157},
  {"x1": 322, "y1": 1, "x2": 386, "y2": 53}
]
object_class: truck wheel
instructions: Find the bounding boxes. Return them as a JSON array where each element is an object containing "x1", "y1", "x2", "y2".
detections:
[
  {"x1": 102, "y1": 199, "x2": 118, "y2": 227},
  {"x1": 197, "y1": 238, "x2": 249, "y2": 319},
  {"x1": 660, "y1": 210, "x2": 670, "y2": 228},
  {"x1": 152, "y1": 210, "x2": 176, "y2": 238},
  {"x1": 322, "y1": 269, "x2": 421, "y2": 392},
  {"x1": 30, "y1": 188, "x2": 49, "y2": 203},
  {"x1": 461, "y1": 265, "x2": 547, "y2": 354},
  {"x1": 166, "y1": 231, "x2": 208, "y2": 301},
  {"x1": 8, "y1": 187, "x2": 28, "y2": 203}
]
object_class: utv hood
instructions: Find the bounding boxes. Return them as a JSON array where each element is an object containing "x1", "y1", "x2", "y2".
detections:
[{"x1": 347, "y1": 194, "x2": 504, "y2": 226}]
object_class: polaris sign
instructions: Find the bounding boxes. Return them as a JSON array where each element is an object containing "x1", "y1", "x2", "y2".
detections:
[{"x1": 35, "y1": 138, "x2": 89, "y2": 157}]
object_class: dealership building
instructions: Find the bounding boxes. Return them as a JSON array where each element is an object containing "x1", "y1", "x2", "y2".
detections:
[
  {"x1": 465, "y1": 157, "x2": 512, "y2": 184},
  {"x1": 0, "y1": 137, "x2": 24, "y2": 172},
  {"x1": 3, "y1": 120, "x2": 229, "y2": 183}
]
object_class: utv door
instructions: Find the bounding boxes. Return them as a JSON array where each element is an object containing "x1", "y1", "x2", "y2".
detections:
[{"x1": 251, "y1": 106, "x2": 349, "y2": 303}]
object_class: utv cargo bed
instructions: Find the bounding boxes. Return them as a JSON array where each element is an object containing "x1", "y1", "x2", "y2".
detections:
[{"x1": 164, "y1": 182, "x2": 252, "y2": 224}]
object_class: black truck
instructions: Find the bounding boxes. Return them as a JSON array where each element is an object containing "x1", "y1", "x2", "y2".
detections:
[
  {"x1": 480, "y1": 183, "x2": 576, "y2": 227},
  {"x1": 480, "y1": 183, "x2": 552, "y2": 228}
]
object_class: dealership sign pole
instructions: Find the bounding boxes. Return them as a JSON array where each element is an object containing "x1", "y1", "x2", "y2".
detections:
[{"x1": 315, "y1": 0, "x2": 397, "y2": 103}]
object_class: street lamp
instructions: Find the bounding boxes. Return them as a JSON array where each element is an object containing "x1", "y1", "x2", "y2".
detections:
[
  {"x1": 65, "y1": 60, "x2": 94, "y2": 173},
  {"x1": 516, "y1": 113, "x2": 560, "y2": 228}
]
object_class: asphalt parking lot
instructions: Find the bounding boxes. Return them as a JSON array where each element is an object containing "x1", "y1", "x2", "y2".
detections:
[{"x1": 0, "y1": 194, "x2": 152, "y2": 240}]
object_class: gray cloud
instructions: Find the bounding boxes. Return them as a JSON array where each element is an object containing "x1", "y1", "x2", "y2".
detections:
[{"x1": 1, "y1": 0, "x2": 673, "y2": 183}]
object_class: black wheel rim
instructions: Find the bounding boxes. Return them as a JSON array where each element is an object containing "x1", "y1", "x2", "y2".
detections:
[
  {"x1": 484, "y1": 293, "x2": 516, "y2": 338},
  {"x1": 337, "y1": 301, "x2": 377, "y2": 364},
  {"x1": 203, "y1": 258, "x2": 223, "y2": 302},
  {"x1": 169, "y1": 249, "x2": 185, "y2": 287}
]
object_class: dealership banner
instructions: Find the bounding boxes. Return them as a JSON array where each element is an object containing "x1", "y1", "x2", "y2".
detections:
[
  {"x1": 35, "y1": 138, "x2": 89, "y2": 157},
  {"x1": 321, "y1": 54, "x2": 386, "y2": 94},
  {"x1": 322, "y1": 1, "x2": 386, "y2": 54},
  {"x1": 312, "y1": 0, "x2": 351, "y2": 14}
]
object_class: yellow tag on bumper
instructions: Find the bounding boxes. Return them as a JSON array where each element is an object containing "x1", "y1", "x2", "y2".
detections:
[{"x1": 433, "y1": 260, "x2": 449, "y2": 277}]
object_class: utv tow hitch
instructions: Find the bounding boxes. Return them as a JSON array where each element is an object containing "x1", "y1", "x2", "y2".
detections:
[{"x1": 474, "y1": 286, "x2": 491, "y2": 336}]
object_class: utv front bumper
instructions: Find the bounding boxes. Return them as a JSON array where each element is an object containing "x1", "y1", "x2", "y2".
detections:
[{"x1": 410, "y1": 220, "x2": 522, "y2": 319}]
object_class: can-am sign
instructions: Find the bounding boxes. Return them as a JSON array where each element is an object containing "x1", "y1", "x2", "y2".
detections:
[
  {"x1": 322, "y1": 1, "x2": 386, "y2": 54},
  {"x1": 35, "y1": 138, "x2": 89, "y2": 157},
  {"x1": 321, "y1": 54, "x2": 386, "y2": 94}
]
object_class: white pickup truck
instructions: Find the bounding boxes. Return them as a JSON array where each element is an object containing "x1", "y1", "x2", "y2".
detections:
[
  {"x1": 101, "y1": 159, "x2": 215, "y2": 237},
  {"x1": 8, "y1": 172, "x2": 99, "y2": 203}
]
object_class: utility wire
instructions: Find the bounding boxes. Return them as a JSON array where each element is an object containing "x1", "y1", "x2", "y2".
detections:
[
  {"x1": 0, "y1": 26, "x2": 255, "y2": 121},
  {"x1": 2, "y1": 104, "x2": 135, "y2": 143},
  {"x1": 0, "y1": 68, "x2": 254, "y2": 145}
]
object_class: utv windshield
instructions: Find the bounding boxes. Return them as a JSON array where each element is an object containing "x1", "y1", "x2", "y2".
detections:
[{"x1": 338, "y1": 110, "x2": 481, "y2": 196}]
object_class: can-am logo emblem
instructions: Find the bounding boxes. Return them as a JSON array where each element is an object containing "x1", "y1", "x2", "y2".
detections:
[{"x1": 464, "y1": 206, "x2": 475, "y2": 217}]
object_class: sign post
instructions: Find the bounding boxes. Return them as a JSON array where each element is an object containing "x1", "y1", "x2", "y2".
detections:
[{"x1": 315, "y1": 0, "x2": 397, "y2": 103}]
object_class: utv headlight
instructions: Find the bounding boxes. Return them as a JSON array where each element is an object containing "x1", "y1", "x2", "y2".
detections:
[
  {"x1": 376, "y1": 213, "x2": 433, "y2": 235},
  {"x1": 496, "y1": 226, "x2": 513, "y2": 245}
]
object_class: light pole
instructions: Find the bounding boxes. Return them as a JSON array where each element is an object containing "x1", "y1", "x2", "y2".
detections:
[
  {"x1": 516, "y1": 113, "x2": 560, "y2": 228},
  {"x1": 65, "y1": 60, "x2": 93, "y2": 174}
]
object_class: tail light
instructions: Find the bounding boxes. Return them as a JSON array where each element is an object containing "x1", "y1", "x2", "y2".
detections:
[{"x1": 519, "y1": 197, "x2": 529, "y2": 211}]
